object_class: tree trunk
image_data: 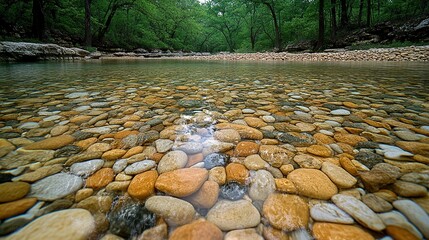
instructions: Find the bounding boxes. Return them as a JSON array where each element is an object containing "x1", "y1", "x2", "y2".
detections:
[
  {"x1": 358, "y1": 0, "x2": 364, "y2": 26},
  {"x1": 330, "y1": 0, "x2": 337, "y2": 42},
  {"x1": 84, "y1": 0, "x2": 92, "y2": 46},
  {"x1": 317, "y1": 0, "x2": 325, "y2": 50},
  {"x1": 366, "y1": 0, "x2": 371, "y2": 27},
  {"x1": 340, "y1": 0, "x2": 348, "y2": 28},
  {"x1": 264, "y1": 3, "x2": 282, "y2": 51},
  {"x1": 97, "y1": 5, "x2": 119, "y2": 44},
  {"x1": 32, "y1": 0, "x2": 46, "y2": 40}
]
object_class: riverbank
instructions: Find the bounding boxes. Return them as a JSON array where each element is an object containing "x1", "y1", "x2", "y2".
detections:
[{"x1": 179, "y1": 45, "x2": 429, "y2": 62}]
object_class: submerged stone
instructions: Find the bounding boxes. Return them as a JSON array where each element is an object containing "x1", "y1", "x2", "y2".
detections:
[
  {"x1": 204, "y1": 153, "x2": 229, "y2": 169},
  {"x1": 220, "y1": 181, "x2": 247, "y2": 201}
]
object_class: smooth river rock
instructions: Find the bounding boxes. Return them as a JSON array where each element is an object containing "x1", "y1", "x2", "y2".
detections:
[
  {"x1": 6, "y1": 209, "x2": 95, "y2": 240},
  {"x1": 332, "y1": 194, "x2": 385, "y2": 231},
  {"x1": 321, "y1": 162, "x2": 357, "y2": 188},
  {"x1": 124, "y1": 160, "x2": 156, "y2": 175},
  {"x1": 249, "y1": 170, "x2": 275, "y2": 202},
  {"x1": 145, "y1": 196, "x2": 195, "y2": 226},
  {"x1": 310, "y1": 202, "x2": 354, "y2": 224},
  {"x1": 155, "y1": 168, "x2": 208, "y2": 197},
  {"x1": 393, "y1": 199, "x2": 429, "y2": 238},
  {"x1": 378, "y1": 210, "x2": 423, "y2": 239},
  {"x1": 157, "y1": 150, "x2": 188, "y2": 174},
  {"x1": 207, "y1": 199, "x2": 261, "y2": 231},
  {"x1": 287, "y1": 168, "x2": 338, "y2": 200},
  {"x1": 0, "y1": 182, "x2": 30, "y2": 203},
  {"x1": 312, "y1": 222, "x2": 374, "y2": 240},
  {"x1": 29, "y1": 173, "x2": 83, "y2": 201},
  {"x1": 169, "y1": 220, "x2": 223, "y2": 240},
  {"x1": 70, "y1": 159, "x2": 104, "y2": 176}
]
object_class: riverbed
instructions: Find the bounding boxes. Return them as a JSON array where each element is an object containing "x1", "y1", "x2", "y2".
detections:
[{"x1": 0, "y1": 60, "x2": 428, "y2": 239}]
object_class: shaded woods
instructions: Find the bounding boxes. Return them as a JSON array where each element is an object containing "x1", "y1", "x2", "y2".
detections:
[{"x1": 0, "y1": 0, "x2": 427, "y2": 52}]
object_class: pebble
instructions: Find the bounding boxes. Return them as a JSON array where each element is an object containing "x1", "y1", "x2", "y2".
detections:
[
  {"x1": 362, "y1": 193, "x2": 393, "y2": 213},
  {"x1": 207, "y1": 199, "x2": 260, "y2": 231},
  {"x1": 6, "y1": 209, "x2": 95, "y2": 240},
  {"x1": 393, "y1": 200, "x2": 429, "y2": 238},
  {"x1": 169, "y1": 220, "x2": 223, "y2": 240},
  {"x1": 125, "y1": 160, "x2": 156, "y2": 175},
  {"x1": 127, "y1": 170, "x2": 158, "y2": 200},
  {"x1": 0, "y1": 198, "x2": 37, "y2": 220},
  {"x1": 224, "y1": 229, "x2": 263, "y2": 240},
  {"x1": 23, "y1": 135, "x2": 75, "y2": 150},
  {"x1": 293, "y1": 154, "x2": 322, "y2": 169},
  {"x1": 288, "y1": 168, "x2": 338, "y2": 200},
  {"x1": 70, "y1": 159, "x2": 104, "y2": 176},
  {"x1": 155, "y1": 168, "x2": 208, "y2": 197},
  {"x1": 249, "y1": 170, "x2": 275, "y2": 201},
  {"x1": 378, "y1": 211, "x2": 423, "y2": 239},
  {"x1": 259, "y1": 145, "x2": 291, "y2": 167},
  {"x1": 0, "y1": 182, "x2": 30, "y2": 203},
  {"x1": 157, "y1": 151, "x2": 187, "y2": 173},
  {"x1": 29, "y1": 173, "x2": 83, "y2": 201},
  {"x1": 225, "y1": 163, "x2": 248, "y2": 184},
  {"x1": 400, "y1": 172, "x2": 429, "y2": 188},
  {"x1": 214, "y1": 129, "x2": 241, "y2": 143},
  {"x1": 332, "y1": 194, "x2": 386, "y2": 231},
  {"x1": 392, "y1": 180, "x2": 427, "y2": 197},
  {"x1": 310, "y1": 202, "x2": 354, "y2": 224},
  {"x1": 321, "y1": 162, "x2": 357, "y2": 188},
  {"x1": 331, "y1": 109, "x2": 351, "y2": 116},
  {"x1": 220, "y1": 181, "x2": 247, "y2": 201},
  {"x1": 112, "y1": 159, "x2": 128, "y2": 173},
  {"x1": 263, "y1": 193, "x2": 309, "y2": 231},
  {"x1": 154, "y1": 139, "x2": 173, "y2": 153},
  {"x1": 86, "y1": 168, "x2": 114, "y2": 189},
  {"x1": 186, "y1": 180, "x2": 219, "y2": 208},
  {"x1": 312, "y1": 222, "x2": 374, "y2": 240},
  {"x1": 145, "y1": 196, "x2": 195, "y2": 226},
  {"x1": 204, "y1": 153, "x2": 229, "y2": 169},
  {"x1": 244, "y1": 154, "x2": 268, "y2": 170}
]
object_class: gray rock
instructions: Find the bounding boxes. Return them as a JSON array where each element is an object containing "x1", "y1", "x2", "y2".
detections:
[
  {"x1": 157, "y1": 151, "x2": 187, "y2": 174},
  {"x1": 393, "y1": 200, "x2": 429, "y2": 238},
  {"x1": 124, "y1": 160, "x2": 156, "y2": 175},
  {"x1": 249, "y1": 170, "x2": 275, "y2": 202},
  {"x1": 113, "y1": 159, "x2": 128, "y2": 174},
  {"x1": 173, "y1": 142, "x2": 203, "y2": 154},
  {"x1": 154, "y1": 139, "x2": 174, "y2": 153},
  {"x1": 29, "y1": 173, "x2": 83, "y2": 201},
  {"x1": 70, "y1": 159, "x2": 104, "y2": 177},
  {"x1": 355, "y1": 151, "x2": 384, "y2": 169},
  {"x1": 378, "y1": 210, "x2": 423, "y2": 239},
  {"x1": 331, "y1": 109, "x2": 351, "y2": 116},
  {"x1": 145, "y1": 196, "x2": 195, "y2": 226},
  {"x1": 82, "y1": 127, "x2": 111, "y2": 135},
  {"x1": 310, "y1": 202, "x2": 354, "y2": 224}
]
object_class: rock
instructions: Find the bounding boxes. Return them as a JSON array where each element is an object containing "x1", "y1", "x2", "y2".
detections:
[
  {"x1": 225, "y1": 163, "x2": 249, "y2": 184},
  {"x1": 393, "y1": 199, "x2": 429, "y2": 238},
  {"x1": 207, "y1": 199, "x2": 260, "y2": 231},
  {"x1": 138, "y1": 223, "x2": 167, "y2": 240},
  {"x1": 386, "y1": 225, "x2": 420, "y2": 240},
  {"x1": 0, "y1": 182, "x2": 30, "y2": 203},
  {"x1": 244, "y1": 154, "x2": 268, "y2": 170},
  {"x1": 6, "y1": 209, "x2": 95, "y2": 240},
  {"x1": 0, "y1": 150, "x2": 55, "y2": 169},
  {"x1": 355, "y1": 151, "x2": 384, "y2": 169},
  {"x1": 396, "y1": 141, "x2": 429, "y2": 155},
  {"x1": 259, "y1": 145, "x2": 291, "y2": 168},
  {"x1": 378, "y1": 210, "x2": 423, "y2": 239},
  {"x1": 13, "y1": 164, "x2": 63, "y2": 182},
  {"x1": 321, "y1": 162, "x2": 357, "y2": 188},
  {"x1": 312, "y1": 222, "x2": 374, "y2": 240},
  {"x1": 55, "y1": 145, "x2": 81, "y2": 158},
  {"x1": 102, "y1": 149, "x2": 126, "y2": 161},
  {"x1": 288, "y1": 169, "x2": 338, "y2": 200},
  {"x1": 174, "y1": 142, "x2": 203, "y2": 155},
  {"x1": 23, "y1": 135, "x2": 75, "y2": 150},
  {"x1": 277, "y1": 132, "x2": 316, "y2": 146},
  {"x1": 18, "y1": 122, "x2": 39, "y2": 129},
  {"x1": 178, "y1": 99, "x2": 203, "y2": 108},
  {"x1": 293, "y1": 154, "x2": 322, "y2": 169},
  {"x1": 249, "y1": 170, "x2": 275, "y2": 201},
  {"x1": 0, "y1": 198, "x2": 37, "y2": 220},
  {"x1": 186, "y1": 180, "x2": 219, "y2": 209},
  {"x1": 216, "y1": 123, "x2": 263, "y2": 140},
  {"x1": 262, "y1": 226, "x2": 289, "y2": 240},
  {"x1": 112, "y1": 159, "x2": 128, "y2": 173},
  {"x1": 76, "y1": 196, "x2": 113, "y2": 214},
  {"x1": 157, "y1": 150, "x2": 188, "y2": 174},
  {"x1": 154, "y1": 139, "x2": 173, "y2": 153},
  {"x1": 204, "y1": 153, "x2": 229, "y2": 169},
  {"x1": 155, "y1": 168, "x2": 208, "y2": 197},
  {"x1": 75, "y1": 188, "x2": 94, "y2": 202},
  {"x1": 202, "y1": 140, "x2": 234, "y2": 155},
  {"x1": 331, "y1": 194, "x2": 385, "y2": 231},
  {"x1": 400, "y1": 172, "x2": 429, "y2": 188},
  {"x1": 219, "y1": 181, "x2": 247, "y2": 201},
  {"x1": 169, "y1": 220, "x2": 223, "y2": 240},
  {"x1": 127, "y1": 170, "x2": 158, "y2": 201},
  {"x1": 334, "y1": 133, "x2": 367, "y2": 146},
  {"x1": 0, "y1": 201, "x2": 43, "y2": 235},
  {"x1": 359, "y1": 163, "x2": 401, "y2": 192},
  {"x1": 86, "y1": 168, "x2": 114, "y2": 189},
  {"x1": 224, "y1": 229, "x2": 263, "y2": 240},
  {"x1": 392, "y1": 180, "x2": 427, "y2": 197},
  {"x1": 145, "y1": 196, "x2": 195, "y2": 226},
  {"x1": 50, "y1": 125, "x2": 69, "y2": 137},
  {"x1": 0, "y1": 139, "x2": 15, "y2": 158},
  {"x1": 274, "y1": 122, "x2": 300, "y2": 132},
  {"x1": 30, "y1": 173, "x2": 83, "y2": 201},
  {"x1": 339, "y1": 156, "x2": 358, "y2": 176},
  {"x1": 310, "y1": 202, "x2": 354, "y2": 224},
  {"x1": 82, "y1": 127, "x2": 111, "y2": 135},
  {"x1": 263, "y1": 193, "x2": 309, "y2": 231},
  {"x1": 108, "y1": 201, "x2": 156, "y2": 238},
  {"x1": 70, "y1": 159, "x2": 104, "y2": 177},
  {"x1": 65, "y1": 151, "x2": 103, "y2": 166},
  {"x1": 125, "y1": 160, "x2": 156, "y2": 175},
  {"x1": 307, "y1": 144, "x2": 333, "y2": 157},
  {"x1": 208, "y1": 166, "x2": 226, "y2": 185},
  {"x1": 234, "y1": 141, "x2": 259, "y2": 157},
  {"x1": 331, "y1": 109, "x2": 351, "y2": 115},
  {"x1": 214, "y1": 129, "x2": 241, "y2": 143},
  {"x1": 362, "y1": 193, "x2": 393, "y2": 213}
]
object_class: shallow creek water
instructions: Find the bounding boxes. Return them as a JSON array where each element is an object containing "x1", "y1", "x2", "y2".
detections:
[{"x1": 0, "y1": 60, "x2": 428, "y2": 240}]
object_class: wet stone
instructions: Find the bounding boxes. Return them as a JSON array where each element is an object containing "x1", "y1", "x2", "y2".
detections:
[
  {"x1": 355, "y1": 151, "x2": 384, "y2": 169},
  {"x1": 204, "y1": 153, "x2": 229, "y2": 169},
  {"x1": 54, "y1": 145, "x2": 82, "y2": 157},
  {"x1": 29, "y1": 173, "x2": 83, "y2": 201},
  {"x1": 277, "y1": 132, "x2": 316, "y2": 146},
  {"x1": 219, "y1": 181, "x2": 247, "y2": 201}
]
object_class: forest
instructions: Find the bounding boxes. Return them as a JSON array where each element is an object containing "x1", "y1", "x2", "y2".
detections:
[{"x1": 0, "y1": 0, "x2": 428, "y2": 52}]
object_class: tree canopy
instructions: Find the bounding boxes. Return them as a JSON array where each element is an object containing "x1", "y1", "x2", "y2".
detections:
[{"x1": 0, "y1": 0, "x2": 427, "y2": 52}]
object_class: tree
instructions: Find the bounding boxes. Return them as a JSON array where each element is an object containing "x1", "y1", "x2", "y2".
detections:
[
  {"x1": 85, "y1": 0, "x2": 91, "y2": 46},
  {"x1": 366, "y1": 0, "x2": 371, "y2": 26},
  {"x1": 340, "y1": 0, "x2": 348, "y2": 27},
  {"x1": 252, "y1": 0, "x2": 283, "y2": 51},
  {"x1": 330, "y1": 0, "x2": 337, "y2": 41},
  {"x1": 32, "y1": 0, "x2": 46, "y2": 39},
  {"x1": 316, "y1": 0, "x2": 325, "y2": 50}
]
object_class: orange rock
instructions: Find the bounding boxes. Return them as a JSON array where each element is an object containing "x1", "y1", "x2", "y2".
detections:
[
  {"x1": 186, "y1": 181, "x2": 219, "y2": 209},
  {"x1": 75, "y1": 137, "x2": 98, "y2": 150},
  {"x1": 263, "y1": 193, "x2": 309, "y2": 231},
  {"x1": 312, "y1": 222, "x2": 374, "y2": 240},
  {"x1": 333, "y1": 133, "x2": 367, "y2": 146},
  {"x1": 216, "y1": 123, "x2": 263, "y2": 140},
  {"x1": 386, "y1": 225, "x2": 420, "y2": 240},
  {"x1": 155, "y1": 168, "x2": 208, "y2": 197},
  {"x1": 102, "y1": 149, "x2": 126, "y2": 161},
  {"x1": 337, "y1": 143, "x2": 355, "y2": 155},
  {"x1": 364, "y1": 119, "x2": 390, "y2": 129},
  {"x1": 0, "y1": 182, "x2": 31, "y2": 203},
  {"x1": 287, "y1": 169, "x2": 338, "y2": 200},
  {"x1": 314, "y1": 133, "x2": 335, "y2": 145},
  {"x1": 70, "y1": 115, "x2": 92, "y2": 124},
  {"x1": 23, "y1": 135, "x2": 75, "y2": 150},
  {"x1": 234, "y1": 141, "x2": 259, "y2": 157},
  {"x1": 339, "y1": 156, "x2": 358, "y2": 176},
  {"x1": 0, "y1": 198, "x2": 37, "y2": 220},
  {"x1": 396, "y1": 141, "x2": 429, "y2": 156},
  {"x1": 275, "y1": 178, "x2": 297, "y2": 194},
  {"x1": 244, "y1": 117, "x2": 268, "y2": 128},
  {"x1": 307, "y1": 145, "x2": 333, "y2": 157},
  {"x1": 343, "y1": 102, "x2": 359, "y2": 108},
  {"x1": 114, "y1": 130, "x2": 139, "y2": 139},
  {"x1": 345, "y1": 127, "x2": 364, "y2": 134},
  {"x1": 186, "y1": 153, "x2": 204, "y2": 167},
  {"x1": 122, "y1": 146, "x2": 144, "y2": 158},
  {"x1": 86, "y1": 168, "x2": 114, "y2": 189},
  {"x1": 152, "y1": 153, "x2": 164, "y2": 163},
  {"x1": 263, "y1": 225, "x2": 289, "y2": 240},
  {"x1": 169, "y1": 220, "x2": 223, "y2": 240},
  {"x1": 225, "y1": 163, "x2": 249, "y2": 184},
  {"x1": 128, "y1": 170, "x2": 158, "y2": 201}
]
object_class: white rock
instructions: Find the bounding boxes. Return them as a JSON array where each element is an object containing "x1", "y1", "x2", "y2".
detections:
[
  {"x1": 378, "y1": 210, "x2": 423, "y2": 239},
  {"x1": 65, "y1": 92, "x2": 89, "y2": 99},
  {"x1": 82, "y1": 127, "x2": 111, "y2": 134},
  {"x1": 18, "y1": 122, "x2": 39, "y2": 129},
  {"x1": 74, "y1": 106, "x2": 91, "y2": 112},
  {"x1": 249, "y1": 170, "x2": 275, "y2": 201},
  {"x1": 112, "y1": 159, "x2": 128, "y2": 174},
  {"x1": 30, "y1": 173, "x2": 83, "y2": 201},
  {"x1": 124, "y1": 160, "x2": 156, "y2": 175},
  {"x1": 331, "y1": 109, "x2": 351, "y2": 116},
  {"x1": 332, "y1": 194, "x2": 385, "y2": 231},
  {"x1": 70, "y1": 159, "x2": 104, "y2": 177},
  {"x1": 157, "y1": 150, "x2": 188, "y2": 174},
  {"x1": 207, "y1": 200, "x2": 260, "y2": 231},
  {"x1": 154, "y1": 139, "x2": 174, "y2": 153},
  {"x1": 242, "y1": 109, "x2": 255, "y2": 114},
  {"x1": 262, "y1": 116, "x2": 276, "y2": 123},
  {"x1": 310, "y1": 202, "x2": 354, "y2": 224},
  {"x1": 393, "y1": 200, "x2": 429, "y2": 238},
  {"x1": 173, "y1": 142, "x2": 203, "y2": 154},
  {"x1": 145, "y1": 196, "x2": 195, "y2": 226}
]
